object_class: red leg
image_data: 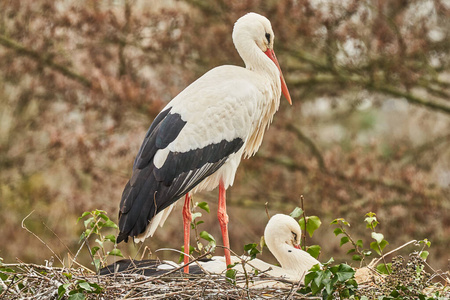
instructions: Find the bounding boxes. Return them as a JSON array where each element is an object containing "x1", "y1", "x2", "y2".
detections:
[
  {"x1": 182, "y1": 193, "x2": 192, "y2": 273},
  {"x1": 217, "y1": 180, "x2": 231, "y2": 268}
]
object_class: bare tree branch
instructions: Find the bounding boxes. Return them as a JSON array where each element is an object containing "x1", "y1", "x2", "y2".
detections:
[
  {"x1": 0, "y1": 34, "x2": 92, "y2": 88},
  {"x1": 286, "y1": 124, "x2": 327, "y2": 171}
]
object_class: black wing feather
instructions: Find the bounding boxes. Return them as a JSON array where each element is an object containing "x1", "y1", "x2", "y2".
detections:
[{"x1": 118, "y1": 108, "x2": 244, "y2": 243}]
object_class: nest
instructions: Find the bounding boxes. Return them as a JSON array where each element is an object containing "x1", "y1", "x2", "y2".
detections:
[
  {"x1": 1, "y1": 253, "x2": 448, "y2": 299},
  {"x1": 0, "y1": 261, "x2": 319, "y2": 299}
]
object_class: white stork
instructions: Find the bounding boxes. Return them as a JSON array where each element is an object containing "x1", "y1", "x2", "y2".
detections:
[
  {"x1": 117, "y1": 12, "x2": 292, "y2": 272},
  {"x1": 106, "y1": 214, "x2": 320, "y2": 287}
]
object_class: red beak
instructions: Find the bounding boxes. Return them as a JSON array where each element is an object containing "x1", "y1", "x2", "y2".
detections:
[
  {"x1": 264, "y1": 48, "x2": 292, "y2": 105},
  {"x1": 294, "y1": 244, "x2": 301, "y2": 249}
]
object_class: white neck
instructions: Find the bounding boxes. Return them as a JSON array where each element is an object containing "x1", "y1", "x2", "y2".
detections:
[
  {"x1": 234, "y1": 38, "x2": 280, "y2": 78},
  {"x1": 270, "y1": 243, "x2": 318, "y2": 274}
]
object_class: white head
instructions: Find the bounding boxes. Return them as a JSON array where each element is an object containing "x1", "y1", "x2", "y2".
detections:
[
  {"x1": 232, "y1": 12, "x2": 275, "y2": 54},
  {"x1": 264, "y1": 214, "x2": 302, "y2": 251},
  {"x1": 232, "y1": 13, "x2": 292, "y2": 104},
  {"x1": 264, "y1": 214, "x2": 320, "y2": 276}
]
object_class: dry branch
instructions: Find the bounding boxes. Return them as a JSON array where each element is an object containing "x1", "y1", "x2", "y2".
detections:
[{"x1": 0, "y1": 34, "x2": 92, "y2": 88}]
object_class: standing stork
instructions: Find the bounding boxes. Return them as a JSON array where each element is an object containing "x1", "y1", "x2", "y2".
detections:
[{"x1": 117, "y1": 12, "x2": 292, "y2": 272}]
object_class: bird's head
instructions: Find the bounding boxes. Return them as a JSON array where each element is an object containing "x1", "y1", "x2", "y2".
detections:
[
  {"x1": 264, "y1": 214, "x2": 302, "y2": 251},
  {"x1": 232, "y1": 13, "x2": 292, "y2": 104}
]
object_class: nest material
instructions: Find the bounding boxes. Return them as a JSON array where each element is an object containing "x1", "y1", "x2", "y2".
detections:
[
  {"x1": 1, "y1": 254, "x2": 448, "y2": 300},
  {"x1": 0, "y1": 262, "x2": 317, "y2": 300}
]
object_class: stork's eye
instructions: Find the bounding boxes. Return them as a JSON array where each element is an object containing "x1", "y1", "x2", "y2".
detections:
[
  {"x1": 265, "y1": 33, "x2": 271, "y2": 44},
  {"x1": 291, "y1": 231, "x2": 297, "y2": 240}
]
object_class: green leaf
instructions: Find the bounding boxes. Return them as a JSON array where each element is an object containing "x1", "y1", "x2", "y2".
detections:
[
  {"x1": 197, "y1": 202, "x2": 210, "y2": 213},
  {"x1": 195, "y1": 220, "x2": 204, "y2": 226},
  {"x1": 323, "y1": 257, "x2": 335, "y2": 266},
  {"x1": 379, "y1": 239, "x2": 388, "y2": 251},
  {"x1": 199, "y1": 231, "x2": 216, "y2": 243},
  {"x1": 336, "y1": 264, "x2": 355, "y2": 282},
  {"x1": 77, "y1": 211, "x2": 91, "y2": 223},
  {"x1": 370, "y1": 240, "x2": 388, "y2": 255},
  {"x1": 306, "y1": 245, "x2": 321, "y2": 259},
  {"x1": 103, "y1": 220, "x2": 118, "y2": 229},
  {"x1": 419, "y1": 251, "x2": 429, "y2": 260},
  {"x1": 225, "y1": 268, "x2": 237, "y2": 284},
  {"x1": 352, "y1": 254, "x2": 362, "y2": 261},
  {"x1": 92, "y1": 258, "x2": 101, "y2": 271},
  {"x1": 376, "y1": 263, "x2": 392, "y2": 274},
  {"x1": 104, "y1": 234, "x2": 116, "y2": 243},
  {"x1": 300, "y1": 216, "x2": 322, "y2": 237},
  {"x1": 91, "y1": 246, "x2": 100, "y2": 256},
  {"x1": 370, "y1": 242, "x2": 379, "y2": 255},
  {"x1": 340, "y1": 236, "x2": 349, "y2": 246},
  {"x1": 58, "y1": 283, "x2": 70, "y2": 299},
  {"x1": 63, "y1": 272, "x2": 72, "y2": 280},
  {"x1": 98, "y1": 213, "x2": 109, "y2": 221},
  {"x1": 356, "y1": 239, "x2": 363, "y2": 248},
  {"x1": 68, "y1": 293, "x2": 85, "y2": 300},
  {"x1": 333, "y1": 228, "x2": 343, "y2": 236},
  {"x1": 83, "y1": 217, "x2": 94, "y2": 229},
  {"x1": 244, "y1": 243, "x2": 260, "y2": 259},
  {"x1": 95, "y1": 238, "x2": 103, "y2": 248},
  {"x1": 347, "y1": 248, "x2": 356, "y2": 254},
  {"x1": 290, "y1": 207, "x2": 303, "y2": 218},
  {"x1": 78, "y1": 281, "x2": 94, "y2": 292},
  {"x1": 88, "y1": 282, "x2": 103, "y2": 294},
  {"x1": 304, "y1": 271, "x2": 317, "y2": 286},
  {"x1": 310, "y1": 279, "x2": 322, "y2": 295},
  {"x1": 108, "y1": 249, "x2": 124, "y2": 257},
  {"x1": 309, "y1": 263, "x2": 322, "y2": 272},
  {"x1": 323, "y1": 278, "x2": 333, "y2": 295},
  {"x1": 364, "y1": 216, "x2": 376, "y2": 225},
  {"x1": 178, "y1": 246, "x2": 195, "y2": 263},
  {"x1": 191, "y1": 212, "x2": 202, "y2": 222},
  {"x1": 371, "y1": 232, "x2": 384, "y2": 244}
]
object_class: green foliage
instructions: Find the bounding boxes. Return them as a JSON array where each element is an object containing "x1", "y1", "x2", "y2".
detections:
[
  {"x1": 299, "y1": 215, "x2": 322, "y2": 237},
  {"x1": 300, "y1": 259, "x2": 357, "y2": 299},
  {"x1": 57, "y1": 279, "x2": 103, "y2": 300},
  {"x1": 290, "y1": 206, "x2": 322, "y2": 257},
  {"x1": 289, "y1": 207, "x2": 304, "y2": 218},
  {"x1": 243, "y1": 243, "x2": 261, "y2": 260},
  {"x1": 78, "y1": 209, "x2": 123, "y2": 270},
  {"x1": 180, "y1": 201, "x2": 217, "y2": 263},
  {"x1": 306, "y1": 245, "x2": 321, "y2": 259},
  {"x1": 225, "y1": 268, "x2": 237, "y2": 284}
]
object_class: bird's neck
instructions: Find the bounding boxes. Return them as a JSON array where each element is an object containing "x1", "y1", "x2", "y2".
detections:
[
  {"x1": 235, "y1": 40, "x2": 282, "y2": 158},
  {"x1": 270, "y1": 243, "x2": 319, "y2": 275},
  {"x1": 235, "y1": 39, "x2": 280, "y2": 79}
]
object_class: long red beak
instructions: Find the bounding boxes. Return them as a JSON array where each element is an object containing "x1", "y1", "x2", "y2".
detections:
[
  {"x1": 294, "y1": 244, "x2": 301, "y2": 249},
  {"x1": 264, "y1": 49, "x2": 292, "y2": 105}
]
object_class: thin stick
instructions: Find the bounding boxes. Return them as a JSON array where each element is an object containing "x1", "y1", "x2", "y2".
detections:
[
  {"x1": 301, "y1": 195, "x2": 307, "y2": 250},
  {"x1": 369, "y1": 240, "x2": 417, "y2": 268},
  {"x1": 265, "y1": 202, "x2": 270, "y2": 220},
  {"x1": 21, "y1": 211, "x2": 64, "y2": 265}
]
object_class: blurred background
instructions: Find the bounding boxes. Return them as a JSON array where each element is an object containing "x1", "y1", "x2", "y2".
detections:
[{"x1": 0, "y1": 0, "x2": 448, "y2": 272}]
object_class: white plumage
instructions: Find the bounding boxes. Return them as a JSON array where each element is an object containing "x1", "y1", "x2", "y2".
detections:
[{"x1": 117, "y1": 12, "x2": 292, "y2": 271}]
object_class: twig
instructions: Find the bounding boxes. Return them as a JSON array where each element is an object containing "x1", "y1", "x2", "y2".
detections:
[
  {"x1": 21, "y1": 212, "x2": 64, "y2": 266},
  {"x1": 0, "y1": 34, "x2": 92, "y2": 88},
  {"x1": 264, "y1": 202, "x2": 270, "y2": 220},
  {"x1": 368, "y1": 240, "x2": 417, "y2": 268},
  {"x1": 301, "y1": 195, "x2": 307, "y2": 251}
]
